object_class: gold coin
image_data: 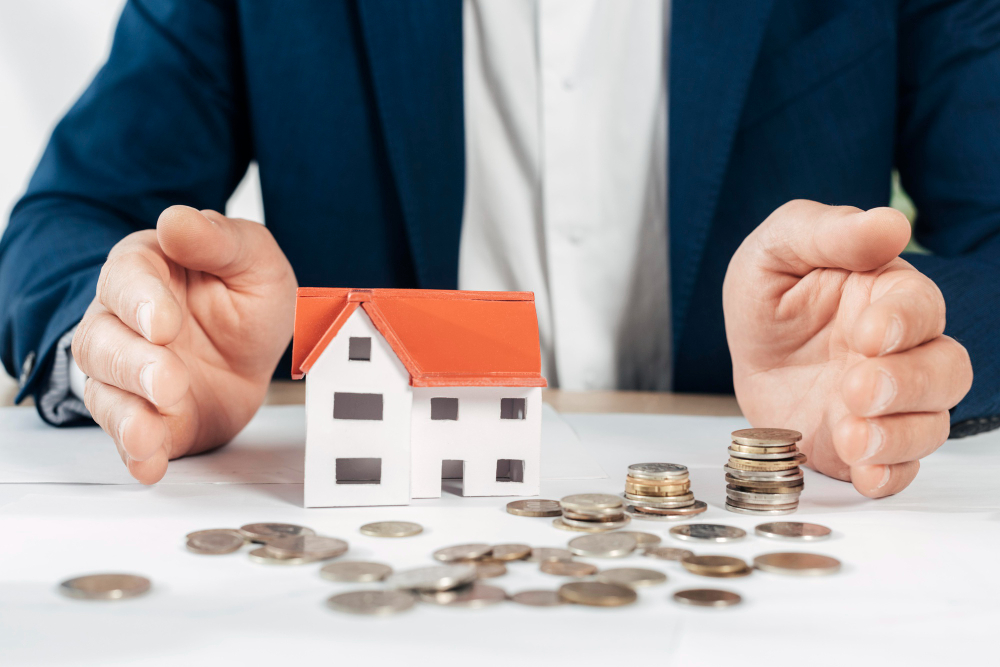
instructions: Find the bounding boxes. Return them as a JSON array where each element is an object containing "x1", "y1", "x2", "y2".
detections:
[
  {"x1": 527, "y1": 547, "x2": 573, "y2": 562},
  {"x1": 562, "y1": 509, "x2": 627, "y2": 522},
  {"x1": 540, "y1": 560, "x2": 598, "y2": 577},
  {"x1": 624, "y1": 475, "x2": 689, "y2": 487},
  {"x1": 59, "y1": 573, "x2": 151, "y2": 600},
  {"x1": 510, "y1": 590, "x2": 566, "y2": 607},
  {"x1": 625, "y1": 482, "x2": 691, "y2": 497},
  {"x1": 681, "y1": 554, "x2": 750, "y2": 577},
  {"x1": 558, "y1": 581, "x2": 637, "y2": 607},
  {"x1": 731, "y1": 428, "x2": 803, "y2": 446},
  {"x1": 729, "y1": 443, "x2": 798, "y2": 455},
  {"x1": 726, "y1": 454, "x2": 806, "y2": 471},
  {"x1": 753, "y1": 552, "x2": 841, "y2": 576},
  {"x1": 359, "y1": 521, "x2": 423, "y2": 538},
  {"x1": 596, "y1": 567, "x2": 667, "y2": 588},
  {"x1": 491, "y1": 544, "x2": 532, "y2": 561},
  {"x1": 673, "y1": 588, "x2": 742, "y2": 608},
  {"x1": 506, "y1": 499, "x2": 563, "y2": 517},
  {"x1": 239, "y1": 523, "x2": 315, "y2": 543}
]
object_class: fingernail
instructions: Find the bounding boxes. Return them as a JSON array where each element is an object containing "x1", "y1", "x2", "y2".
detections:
[
  {"x1": 880, "y1": 315, "x2": 903, "y2": 355},
  {"x1": 873, "y1": 465, "x2": 891, "y2": 490},
  {"x1": 139, "y1": 362, "x2": 157, "y2": 405},
  {"x1": 860, "y1": 420, "x2": 884, "y2": 462},
  {"x1": 136, "y1": 301, "x2": 153, "y2": 340},
  {"x1": 869, "y1": 369, "x2": 896, "y2": 415},
  {"x1": 117, "y1": 417, "x2": 130, "y2": 451}
]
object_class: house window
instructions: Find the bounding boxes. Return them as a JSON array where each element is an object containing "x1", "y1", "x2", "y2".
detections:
[
  {"x1": 496, "y1": 459, "x2": 525, "y2": 483},
  {"x1": 333, "y1": 392, "x2": 383, "y2": 420},
  {"x1": 348, "y1": 337, "x2": 371, "y2": 361},
  {"x1": 336, "y1": 457, "x2": 381, "y2": 484},
  {"x1": 500, "y1": 397, "x2": 526, "y2": 420},
  {"x1": 431, "y1": 397, "x2": 459, "y2": 420}
]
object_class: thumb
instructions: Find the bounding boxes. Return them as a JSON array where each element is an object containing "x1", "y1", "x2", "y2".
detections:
[
  {"x1": 754, "y1": 200, "x2": 911, "y2": 276},
  {"x1": 156, "y1": 206, "x2": 293, "y2": 289}
]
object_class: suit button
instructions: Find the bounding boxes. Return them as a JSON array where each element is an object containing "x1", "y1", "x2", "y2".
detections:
[{"x1": 19, "y1": 350, "x2": 36, "y2": 388}]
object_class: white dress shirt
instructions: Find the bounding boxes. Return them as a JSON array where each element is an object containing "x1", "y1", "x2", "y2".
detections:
[{"x1": 458, "y1": 0, "x2": 671, "y2": 391}]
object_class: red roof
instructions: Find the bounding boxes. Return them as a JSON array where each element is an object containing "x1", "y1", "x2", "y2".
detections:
[{"x1": 292, "y1": 288, "x2": 547, "y2": 387}]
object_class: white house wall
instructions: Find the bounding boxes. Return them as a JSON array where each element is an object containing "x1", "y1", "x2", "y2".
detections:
[
  {"x1": 303, "y1": 308, "x2": 413, "y2": 507},
  {"x1": 409, "y1": 386, "x2": 542, "y2": 498}
]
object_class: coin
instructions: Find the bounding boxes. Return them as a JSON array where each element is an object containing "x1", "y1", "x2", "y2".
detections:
[
  {"x1": 568, "y1": 533, "x2": 638, "y2": 558},
  {"x1": 560, "y1": 494, "x2": 624, "y2": 513},
  {"x1": 540, "y1": 560, "x2": 598, "y2": 577},
  {"x1": 387, "y1": 564, "x2": 477, "y2": 591},
  {"x1": 729, "y1": 443, "x2": 798, "y2": 455},
  {"x1": 186, "y1": 528, "x2": 246, "y2": 543},
  {"x1": 558, "y1": 581, "x2": 637, "y2": 607},
  {"x1": 728, "y1": 448, "x2": 803, "y2": 460},
  {"x1": 625, "y1": 482, "x2": 691, "y2": 497},
  {"x1": 248, "y1": 546, "x2": 313, "y2": 565},
  {"x1": 506, "y1": 499, "x2": 563, "y2": 517},
  {"x1": 724, "y1": 466, "x2": 804, "y2": 482},
  {"x1": 417, "y1": 582, "x2": 507, "y2": 608},
  {"x1": 491, "y1": 544, "x2": 532, "y2": 561},
  {"x1": 670, "y1": 524, "x2": 746, "y2": 542},
  {"x1": 528, "y1": 547, "x2": 573, "y2": 562},
  {"x1": 624, "y1": 475, "x2": 691, "y2": 488},
  {"x1": 627, "y1": 501, "x2": 708, "y2": 519},
  {"x1": 510, "y1": 590, "x2": 566, "y2": 607},
  {"x1": 59, "y1": 574, "x2": 151, "y2": 601},
  {"x1": 627, "y1": 463, "x2": 689, "y2": 480},
  {"x1": 186, "y1": 530, "x2": 245, "y2": 555},
  {"x1": 596, "y1": 567, "x2": 667, "y2": 588},
  {"x1": 474, "y1": 561, "x2": 508, "y2": 579},
  {"x1": 726, "y1": 489, "x2": 802, "y2": 504},
  {"x1": 625, "y1": 507, "x2": 693, "y2": 522},
  {"x1": 643, "y1": 546, "x2": 694, "y2": 561},
  {"x1": 320, "y1": 561, "x2": 393, "y2": 583},
  {"x1": 755, "y1": 522, "x2": 831, "y2": 541},
  {"x1": 724, "y1": 503, "x2": 797, "y2": 516},
  {"x1": 239, "y1": 523, "x2": 315, "y2": 543},
  {"x1": 673, "y1": 588, "x2": 742, "y2": 608},
  {"x1": 326, "y1": 590, "x2": 415, "y2": 616},
  {"x1": 562, "y1": 510, "x2": 628, "y2": 522},
  {"x1": 727, "y1": 454, "x2": 807, "y2": 472},
  {"x1": 681, "y1": 554, "x2": 749, "y2": 577},
  {"x1": 553, "y1": 517, "x2": 630, "y2": 532},
  {"x1": 731, "y1": 428, "x2": 802, "y2": 446},
  {"x1": 265, "y1": 535, "x2": 349, "y2": 560},
  {"x1": 558, "y1": 515, "x2": 630, "y2": 530},
  {"x1": 727, "y1": 481, "x2": 803, "y2": 494},
  {"x1": 616, "y1": 531, "x2": 662, "y2": 548},
  {"x1": 753, "y1": 552, "x2": 841, "y2": 576},
  {"x1": 359, "y1": 521, "x2": 423, "y2": 538},
  {"x1": 623, "y1": 493, "x2": 696, "y2": 508},
  {"x1": 433, "y1": 543, "x2": 493, "y2": 562}
]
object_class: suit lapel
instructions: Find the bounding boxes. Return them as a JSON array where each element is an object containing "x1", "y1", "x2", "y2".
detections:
[
  {"x1": 356, "y1": 0, "x2": 465, "y2": 289},
  {"x1": 669, "y1": 0, "x2": 774, "y2": 353}
]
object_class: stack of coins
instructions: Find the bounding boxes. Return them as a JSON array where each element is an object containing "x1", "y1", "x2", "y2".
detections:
[
  {"x1": 725, "y1": 428, "x2": 805, "y2": 515},
  {"x1": 555, "y1": 494, "x2": 630, "y2": 532},
  {"x1": 623, "y1": 463, "x2": 707, "y2": 521}
]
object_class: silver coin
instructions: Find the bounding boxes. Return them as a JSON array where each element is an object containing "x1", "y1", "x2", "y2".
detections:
[
  {"x1": 553, "y1": 516, "x2": 631, "y2": 532},
  {"x1": 627, "y1": 500, "x2": 708, "y2": 516},
  {"x1": 527, "y1": 547, "x2": 573, "y2": 562},
  {"x1": 673, "y1": 588, "x2": 742, "y2": 608},
  {"x1": 433, "y1": 543, "x2": 492, "y2": 562},
  {"x1": 627, "y1": 463, "x2": 690, "y2": 480},
  {"x1": 622, "y1": 492, "x2": 696, "y2": 507},
  {"x1": 248, "y1": 546, "x2": 313, "y2": 565},
  {"x1": 239, "y1": 523, "x2": 315, "y2": 543},
  {"x1": 510, "y1": 590, "x2": 566, "y2": 607},
  {"x1": 728, "y1": 448, "x2": 802, "y2": 460},
  {"x1": 387, "y1": 564, "x2": 477, "y2": 591},
  {"x1": 726, "y1": 489, "x2": 802, "y2": 504},
  {"x1": 568, "y1": 532, "x2": 638, "y2": 558},
  {"x1": 753, "y1": 552, "x2": 841, "y2": 576},
  {"x1": 731, "y1": 428, "x2": 802, "y2": 446},
  {"x1": 186, "y1": 530, "x2": 245, "y2": 555},
  {"x1": 558, "y1": 515, "x2": 628, "y2": 530},
  {"x1": 559, "y1": 494, "x2": 624, "y2": 513},
  {"x1": 727, "y1": 480, "x2": 804, "y2": 493},
  {"x1": 59, "y1": 573, "x2": 151, "y2": 601},
  {"x1": 563, "y1": 505, "x2": 630, "y2": 518},
  {"x1": 186, "y1": 528, "x2": 246, "y2": 542},
  {"x1": 725, "y1": 502, "x2": 797, "y2": 516},
  {"x1": 359, "y1": 521, "x2": 423, "y2": 538},
  {"x1": 643, "y1": 546, "x2": 694, "y2": 561},
  {"x1": 326, "y1": 590, "x2": 415, "y2": 616},
  {"x1": 474, "y1": 561, "x2": 508, "y2": 579},
  {"x1": 670, "y1": 524, "x2": 746, "y2": 543},
  {"x1": 596, "y1": 567, "x2": 667, "y2": 588},
  {"x1": 755, "y1": 522, "x2": 831, "y2": 541},
  {"x1": 491, "y1": 544, "x2": 532, "y2": 561},
  {"x1": 625, "y1": 507, "x2": 693, "y2": 522},
  {"x1": 320, "y1": 561, "x2": 393, "y2": 583},
  {"x1": 723, "y1": 466, "x2": 804, "y2": 482},
  {"x1": 506, "y1": 499, "x2": 563, "y2": 517},
  {"x1": 616, "y1": 531, "x2": 662, "y2": 548},
  {"x1": 417, "y1": 582, "x2": 507, "y2": 608},
  {"x1": 265, "y1": 535, "x2": 349, "y2": 560}
]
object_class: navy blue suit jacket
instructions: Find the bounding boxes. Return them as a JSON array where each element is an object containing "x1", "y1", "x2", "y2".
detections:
[{"x1": 3, "y1": 0, "x2": 1000, "y2": 435}]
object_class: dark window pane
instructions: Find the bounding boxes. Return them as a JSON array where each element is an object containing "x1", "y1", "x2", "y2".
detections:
[
  {"x1": 348, "y1": 337, "x2": 372, "y2": 361},
  {"x1": 496, "y1": 459, "x2": 525, "y2": 482},
  {"x1": 500, "y1": 397, "x2": 526, "y2": 420},
  {"x1": 333, "y1": 392, "x2": 383, "y2": 420},
  {"x1": 336, "y1": 458, "x2": 381, "y2": 484},
  {"x1": 431, "y1": 397, "x2": 459, "y2": 420}
]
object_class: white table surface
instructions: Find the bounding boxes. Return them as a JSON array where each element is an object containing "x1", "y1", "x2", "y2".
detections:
[{"x1": 3, "y1": 408, "x2": 998, "y2": 666}]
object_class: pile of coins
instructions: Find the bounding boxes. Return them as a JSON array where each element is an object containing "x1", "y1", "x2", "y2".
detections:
[
  {"x1": 554, "y1": 493, "x2": 630, "y2": 532},
  {"x1": 622, "y1": 462, "x2": 707, "y2": 521},
  {"x1": 725, "y1": 428, "x2": 806, "y2": 515}
]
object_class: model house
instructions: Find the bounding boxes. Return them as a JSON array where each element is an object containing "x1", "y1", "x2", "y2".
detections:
[{"x1": 291, "y1": 288, "x2": 547, "y2": 507}]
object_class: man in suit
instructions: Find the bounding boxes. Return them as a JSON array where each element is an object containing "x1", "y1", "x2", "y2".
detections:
[{"x1": 0, "y1": 1, "x2": 991, "y2": 498}]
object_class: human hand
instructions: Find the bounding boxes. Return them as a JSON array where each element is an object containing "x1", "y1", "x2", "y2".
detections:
[
  {"x1": 72, "y1": 206, "x2": 297, "y2": 483},
  {"x1": 723, "y1": 200, "x2": 972, "y2": 497}
]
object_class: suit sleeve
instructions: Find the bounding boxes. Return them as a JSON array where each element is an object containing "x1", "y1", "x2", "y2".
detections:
[
  {"x1": 0, "y1": 0, "x2": 251, "y2": 420},
  {"x1": 895, "y1": 0, "x2": 1000, "y2": 436}
]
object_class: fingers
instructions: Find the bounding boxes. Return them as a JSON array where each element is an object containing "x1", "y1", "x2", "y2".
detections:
[
  {"x1": 83, "y1": 378, "x2": 170, "y2": 484},
  {"x1": 756, "y1": 201, "x2": 911, "y2": 276},
  {"x1": 73, "y1": 306, "x2": 190, "y2": 408},
  {"x1": 851, "y1": 271, "x2": 946, "y2": 356},
  {"x1": 156, "y1": 205, "x2": 293, "y2": 289},
  {"x1": 850, "y1": 461, "x2": 920, "y2": 499},
  {"x1": 833, "y1": 411, "x2": 950, "y2": 467},
  {"x1": 841, "y1": 336, "x2": 972, "y2": 417},
  {"x1": 97, "y1": 236, "x2": 183, "y2": 345}
]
